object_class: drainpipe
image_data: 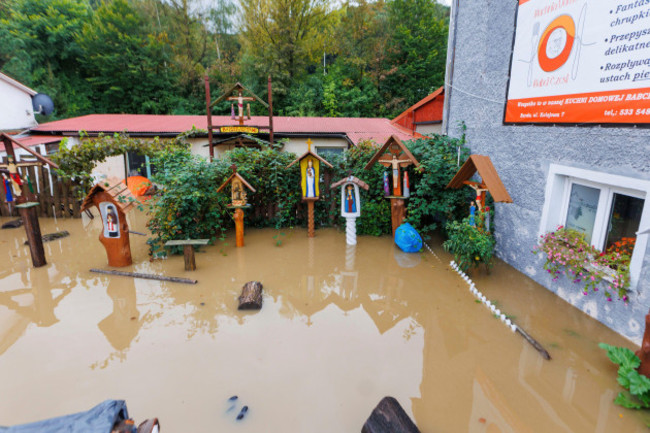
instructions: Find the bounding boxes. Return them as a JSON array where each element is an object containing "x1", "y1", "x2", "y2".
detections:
[{"x1": 442, "y1": 0, "x2": 460, "y2": 136}]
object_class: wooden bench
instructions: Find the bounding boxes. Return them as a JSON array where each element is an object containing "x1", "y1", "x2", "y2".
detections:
[{"x1": 164, "y1": 239, "x2": 209, "y2": 271}]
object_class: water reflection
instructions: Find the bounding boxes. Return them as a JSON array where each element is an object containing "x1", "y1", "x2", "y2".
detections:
[{"x1": 0, "y1": 216, "x2": 648, "y2": 432}]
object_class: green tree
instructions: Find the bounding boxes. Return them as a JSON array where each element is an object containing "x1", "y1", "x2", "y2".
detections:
[
  {"x1": 0, "y1": 0, "x2": 92, "y2": 117},
  {"x1": 239, "y1": 0, "x2": 335, "y2": 99},
  {"x1": 77, "y1": 0, "x2": 177, "y2": 114},
  {"x1": 382, "y1": 0, "x2": 449, "y2": 116}
]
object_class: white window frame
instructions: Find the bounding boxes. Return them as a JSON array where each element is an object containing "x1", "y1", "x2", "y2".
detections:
[{"x1": 539, "y1": 164, "x2": 650, "y2": 289}]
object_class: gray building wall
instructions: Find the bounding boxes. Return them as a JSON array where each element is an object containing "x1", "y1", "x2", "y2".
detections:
[{"x1": 445, "y1": 0, "x2": 650, "y2": 344}]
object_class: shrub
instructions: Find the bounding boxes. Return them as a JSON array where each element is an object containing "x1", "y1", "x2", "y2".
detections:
[
  {"x1": 599, "y1": 343, "x2": 650, "y2": 409},
  {"x1": 443, "y1": 217, "x2": 496, "y2": 272},
  {"x1": 142, "y1": 133, "x2": 471, "y2": 255},
  {"x1": 146, "y1": 148, "x2": 230, "y2": 257},
  {"x1": 404, "y1": 134, "x2": 471, "y2": 235}
]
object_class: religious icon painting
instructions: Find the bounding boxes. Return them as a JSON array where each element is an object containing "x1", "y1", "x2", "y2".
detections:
[
  {"x1": 340, "y1": 182, "x2": 361, "y2": 218},
  {"x1": 231, "y1": 177, "x2": 247, "y2": 206},
  {"x1": 300, "y1": 155, "x2": 320, "y2": 199},
  {"x1": 99, "y1": 202, "x2": 120, "y2": 239}
]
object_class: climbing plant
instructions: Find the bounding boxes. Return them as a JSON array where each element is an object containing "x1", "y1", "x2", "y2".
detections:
[{"x1": 51, "y1": 128, "x2": 197, "y2": 190}]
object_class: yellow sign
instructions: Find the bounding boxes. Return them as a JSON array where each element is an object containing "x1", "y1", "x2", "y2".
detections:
[{"x1": 219, "y1": 126, "x2": 259, "y2": 134}]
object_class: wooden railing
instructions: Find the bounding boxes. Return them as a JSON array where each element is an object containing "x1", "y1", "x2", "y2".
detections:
[{"x1": 0, "y1": 164, "x2": 82, "y2": 218}]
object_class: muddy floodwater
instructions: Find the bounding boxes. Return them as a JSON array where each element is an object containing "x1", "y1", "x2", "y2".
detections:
[{"x1": 0, "y1": 211, "x2": 648, "y2": 432}]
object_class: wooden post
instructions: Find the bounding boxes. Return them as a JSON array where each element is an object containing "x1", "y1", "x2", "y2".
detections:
[
  {"x1": 390, "y1": 198, "x2": 406, "y2": 236},
  {"x1": 163, "y1": 239, "x2": 208, "y2": 271},
  {"x1": 183, "y1": 245, "x2": 196, "y2": 271},
  {"x1": 17, "y1": 203, "x2": 46, "y2": 268},
  {"x1": 234, "y1": 208, "x2": 245, "y2": 247},
  {"x1": 205, "y1": 75, "x2": 214, "y2": 161},
  {"x1": 307, "y1": 199, "x2": 315, "y2": 238},
  {"x1": 268, "y1": 75, "x2": 274, "y2": 146}
]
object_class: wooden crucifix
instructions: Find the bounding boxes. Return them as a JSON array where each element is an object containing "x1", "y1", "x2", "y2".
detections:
[
  {"x1": 227, "y1": 90, "x2": 255, "y2": 125},
  {"x1": 217, "y1": 164, "x2": 256, "y2": 247},
  {"x1": 364, "y1": 136, "x2": 420, "y2": 236},
  {"x1": 205, "y1": 81, "x2": 273, "y2": 160},
  {"x1": 1, "y1": 133, "x2": 60, "y2": 268}
]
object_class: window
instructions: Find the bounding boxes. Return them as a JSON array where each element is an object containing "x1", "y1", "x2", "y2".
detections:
[
  {"x1": 126, "y1": 152, "x2": 155, "y2": 178},
  {"x1": 316, "y1": 146, "x2": 344, "y2": 157},
  {"x1": 540, "y1": 164, "x2": 650, "y2": 288}
]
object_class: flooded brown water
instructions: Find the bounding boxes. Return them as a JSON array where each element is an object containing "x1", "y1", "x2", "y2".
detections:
[{"x1": 0, "y1": 211, "x2": 648, "y2": 432}]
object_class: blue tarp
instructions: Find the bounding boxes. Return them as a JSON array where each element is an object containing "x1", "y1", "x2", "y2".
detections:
[
  {"x1": 394, "y1": 222, "x2": 422, "y2": 253},
  {"x1": 0, "y1": 400, "x2": 129, "y2": 433}
]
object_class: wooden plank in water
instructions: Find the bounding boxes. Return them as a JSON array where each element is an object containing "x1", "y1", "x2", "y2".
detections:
[
  {"x1": 89, "y1": 268, "x2": 198, "y2": 285},
  {"x1": 164, "y1": 239, "x2": 210, "y2": 246}
]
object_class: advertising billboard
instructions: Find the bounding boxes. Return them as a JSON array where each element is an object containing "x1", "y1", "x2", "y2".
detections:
[{"x1": 505, "y1": 0, "x2": 650, "y2": 124}]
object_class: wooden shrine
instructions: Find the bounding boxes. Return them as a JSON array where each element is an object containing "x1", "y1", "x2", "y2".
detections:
[
  {"x1": 364, "y1": 136, "x2": 420, "y2": 236},
  {"x1": 217, "y1": 165, "x2": 256, "y2": 247},
  {"x1": 330, "y1": 176, "x2": 369, "y2": 245},
  {"x1": 81, "y1": 182, "x2": 138, "y2": 267},
  {"x1": 287, "y1": 139, "x2": 333, "y2": 237},
  {"x1": 205, "y1": 79, "x2": 274, "y2": 160},
  {"x1": 0, "y1": 133, "x2": 60, "y2": 267},
  {"x1": 446, "y1": 154, "x2": 513, "y2": 211}
]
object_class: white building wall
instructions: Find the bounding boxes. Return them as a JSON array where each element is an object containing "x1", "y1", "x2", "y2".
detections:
[
  {"x1": 0, "y1": 79, "x2": 36, "y2": 131},
  {"x1": 83, "y1": 135, "x2": 350, "y2": 180}
]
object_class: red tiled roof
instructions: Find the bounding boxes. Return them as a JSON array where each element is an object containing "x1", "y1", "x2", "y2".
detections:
[
  {"x1": 32, "y1": 114, "x2": 417, "y2": 145},
  {"x1": 1, "y1": 135, "x2": 63, "y2": 151}
]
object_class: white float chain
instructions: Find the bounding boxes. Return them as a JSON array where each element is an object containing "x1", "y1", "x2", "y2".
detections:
[{"x1": 448, "y1": 259, "x2": 517, "y2": 333}]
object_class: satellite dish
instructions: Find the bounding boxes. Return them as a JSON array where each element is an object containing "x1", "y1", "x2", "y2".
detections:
[{"x1": 32, "y1": 93, "x2": 54, "y2": 116}]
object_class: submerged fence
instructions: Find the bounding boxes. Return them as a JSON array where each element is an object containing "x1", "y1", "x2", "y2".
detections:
[{"x1": 0, "y1": 163, "x2": 82, "y2": 219}]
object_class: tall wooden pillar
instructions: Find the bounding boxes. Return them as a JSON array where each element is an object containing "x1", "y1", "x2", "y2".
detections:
[
  {"x1": 234, "y1": 208, "x2": 245, "y2": 247},
  {"x1": 17, "y1": 202, "x2": 46, "y2": 267},
  {"x1": 390, "y1": 198, "x2": 406, "y2": 237},
  {"x1": 304, "y1": 198, "x2": 317, "y2": 238},
  {"x1": 205, "y1": 76, "x2": 214, "y2": 161}
]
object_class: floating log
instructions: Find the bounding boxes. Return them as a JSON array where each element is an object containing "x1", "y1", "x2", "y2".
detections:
[
  {"x1": 1, "y1": 218, "x2": 23, "y2": 229},
  {"x1": 24, "y1": 230, "x2": 70, "y2": 245},
  {"x1": 361, "y1": 396, "x2": 420, "y2": 433},
  {"x1": 90, "y1": 268, "x2": 197, "y2": 284},
  {"x1": 238, "y1": 281, "x2": 263, "y2": 310},
  {"x1": 515, "y1": 327, "x2": 551, "y2": 361}
]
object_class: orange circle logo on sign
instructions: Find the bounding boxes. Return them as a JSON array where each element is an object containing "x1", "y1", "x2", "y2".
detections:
[{"x1": 537, "y1": 15, "x2": 575, "y2": 72}]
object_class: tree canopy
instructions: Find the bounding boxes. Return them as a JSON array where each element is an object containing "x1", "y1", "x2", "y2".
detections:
[{"x1": 0, "y1": 0, "x2": 449, "y2": 119}]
